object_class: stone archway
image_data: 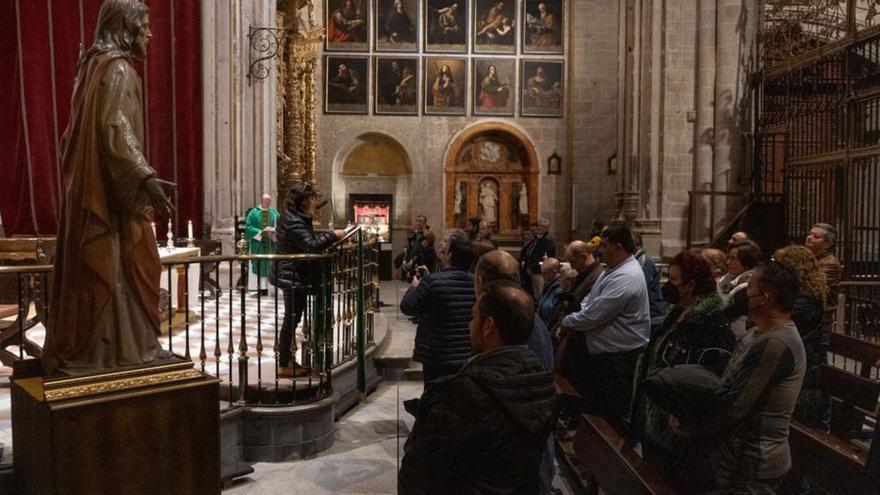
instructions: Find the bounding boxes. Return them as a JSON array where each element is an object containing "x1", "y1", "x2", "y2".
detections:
[{"x1": 445, "y1": 122, "x2": 539, "y2": 237}]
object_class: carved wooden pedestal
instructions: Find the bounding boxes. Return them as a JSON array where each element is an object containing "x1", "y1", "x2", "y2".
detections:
[{"x1": 12, "y1": 361, "x2": 220, "y2": 495}]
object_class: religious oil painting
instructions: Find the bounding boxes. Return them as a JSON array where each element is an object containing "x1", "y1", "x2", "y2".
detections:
[
  {"x1": 375, "y1": 57, "x2": 419, "y2": 115},
  {"x1": 325, "y1": 56, "x2": 369, "y2": 114},
  {"x1": 520, "y1": 60, "x2": 563, "y2": 117},
  {"x1": 522, "y1": 0, "x2": 563, "y2": 54},
  {"x1": 376, "y1": 0, "x2": 419, "y2": 51},
  {"x1": 326, "y1": 0, "x2": 369, "y2": 51},
  {"x1": 473, "y1": 58, "x2": 514, "y2": 116},
  {"x1": 424, "y1": 57, "x2": 467, "y2": 115},
  {"x1": 424, "y1": 0, "x2": 469, "y2": 53},
  {"x1": 473, "y1": 0, "x2": 516, "y2": 54}
]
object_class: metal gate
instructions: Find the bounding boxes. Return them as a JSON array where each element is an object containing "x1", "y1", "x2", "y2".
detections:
[{"x1": 756, "y1": 2, "x2": 880, "y2": 278}]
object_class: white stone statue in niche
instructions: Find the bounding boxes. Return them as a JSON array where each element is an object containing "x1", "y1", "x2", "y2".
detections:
[
  {"x1": 454, "y1": 181, "x2": 463, "y2": 215},
  {"x1": 519, "y1": 183, "x2": 528, "y2": 216},
  {"x1": 479, "y1": 181, "x2": 499, "y2": 224}
]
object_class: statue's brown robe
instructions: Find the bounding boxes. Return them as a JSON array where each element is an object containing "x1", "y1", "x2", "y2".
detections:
[{"x1": 44, "y1": 50, "x2": 163, "y2": 373}]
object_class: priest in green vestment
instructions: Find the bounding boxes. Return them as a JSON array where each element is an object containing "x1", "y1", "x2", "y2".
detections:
[{"x1": 245, "y1": 193, "x2": 280, "y2": 291}]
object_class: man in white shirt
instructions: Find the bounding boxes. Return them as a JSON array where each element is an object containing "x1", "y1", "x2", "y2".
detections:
[{"x1": 559, "y1": 225, "x2": 650, "y2": 419}]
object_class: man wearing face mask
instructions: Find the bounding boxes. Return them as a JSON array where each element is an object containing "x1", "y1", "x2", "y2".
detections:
[
  {"x1": 558, "y1": 225, "x2": 651, "y2": 418},
  {"x1": 671, "y1": 262, "x2": 806, "y2": 493}
]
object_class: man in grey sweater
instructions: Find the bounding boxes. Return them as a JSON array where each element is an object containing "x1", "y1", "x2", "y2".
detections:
[{"x1": 672, "y1": 261, "x2": 806, "y2": 493}]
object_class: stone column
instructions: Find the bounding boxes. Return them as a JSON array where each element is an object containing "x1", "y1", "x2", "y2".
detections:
[
  {"x1": 693, "y1": 0, "x2": 717, "y2": 245},
  {"x1": 713, "y1": 0, "x2": 758, "y2": 230},
  {"x1": 202, "y1": 1, "x2": 278, "y2": 254}
]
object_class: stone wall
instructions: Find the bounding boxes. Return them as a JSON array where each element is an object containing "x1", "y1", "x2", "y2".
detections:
[
  {"x1": 199, "y1": 0, "x2": 761, "y2": 257},
  {"x1": 313, "y1": 0, "x2": 623, "y2": 247}
]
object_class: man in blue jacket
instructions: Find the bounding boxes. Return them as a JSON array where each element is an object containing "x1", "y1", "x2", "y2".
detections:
[{"x1": 400, "y1": 229, "x2": 476, "y2": 384}]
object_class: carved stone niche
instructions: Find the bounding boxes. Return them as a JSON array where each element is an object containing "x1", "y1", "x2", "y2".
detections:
[{"x1": 444, "y1": 122, "x2": 539, "y2": 237}]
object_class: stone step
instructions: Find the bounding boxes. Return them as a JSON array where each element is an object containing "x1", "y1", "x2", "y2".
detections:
[
  {"x1": 403, "y1": 363, "x2": 423, "y2": 382},
  {"x1": 376, "y1": 356, "x2": 422, "y2": 381}
]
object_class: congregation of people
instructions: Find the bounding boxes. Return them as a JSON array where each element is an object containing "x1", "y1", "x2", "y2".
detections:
[{"x1": 395, "y1": 213, "x2": 845, "y2": 494}]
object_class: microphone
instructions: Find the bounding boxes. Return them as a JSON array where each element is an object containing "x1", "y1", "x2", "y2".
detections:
[{"x1": 315, "y1": 199, "x2": 331, "y2": 209}]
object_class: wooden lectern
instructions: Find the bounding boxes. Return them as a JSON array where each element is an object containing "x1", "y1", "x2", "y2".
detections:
[{"x1": 12, "y1": 359, "x2": 221, "y2": 494}]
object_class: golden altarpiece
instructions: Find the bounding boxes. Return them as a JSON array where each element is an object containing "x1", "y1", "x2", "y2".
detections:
[{"x1": 276, "y1": 0, "x2": 321, "y2": 205}]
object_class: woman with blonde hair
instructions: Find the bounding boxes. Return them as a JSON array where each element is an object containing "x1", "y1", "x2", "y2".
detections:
[{"x1": 774, "y1": 244, "x2": 828, "y2": 427}]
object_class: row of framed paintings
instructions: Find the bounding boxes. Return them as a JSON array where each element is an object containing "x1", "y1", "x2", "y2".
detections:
[
  {"x1": 326, "y1": 0, "x2": 564, "y2": 55},
  {"x1": 325, "y1": 55, "x2": 564, "y2": 117}
]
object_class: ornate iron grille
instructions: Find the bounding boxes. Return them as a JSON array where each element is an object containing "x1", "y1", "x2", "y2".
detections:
[{"x1": 757, "y1": 5, "x2": 880, "y2": 277}]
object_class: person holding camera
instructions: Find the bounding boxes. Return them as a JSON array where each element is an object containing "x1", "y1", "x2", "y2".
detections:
[
  {"x1": 400, "y1": 229, "x2": 477, "y2": 384},
  {"x1": 272, "y1": 182, "x2": 346, "y2": 378}
]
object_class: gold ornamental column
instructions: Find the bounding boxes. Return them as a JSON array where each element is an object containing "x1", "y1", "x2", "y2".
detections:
[{"x1": 276, "y1": 1, "x2": 322, "y2": 206}]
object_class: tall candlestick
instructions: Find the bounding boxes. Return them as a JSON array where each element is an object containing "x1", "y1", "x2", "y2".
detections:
[
  {"x1": 187, "y1": 220, "x2": 194, "y2": 240},
  {"x1": 166, "y1": 219, "x2": 174, "y2": 249}
]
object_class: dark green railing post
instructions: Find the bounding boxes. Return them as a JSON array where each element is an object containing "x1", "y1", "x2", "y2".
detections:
[
  {"x1": 312, "y1": 258, "x2": 333, "y2": 388},
  {"x1": 321, "y1": 257, "x2": 333, "y2": 390},
  {"x1": 356, "y1": 229, "x2": 366, "y2": 397}
]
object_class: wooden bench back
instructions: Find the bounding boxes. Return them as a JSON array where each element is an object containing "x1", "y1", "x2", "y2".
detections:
[
  {"x1": 787, "y1": 333, "x2": 880, "y2": 492},
  {"x1": 573, "y1": 413, "x2": 678, "y2": 495}
]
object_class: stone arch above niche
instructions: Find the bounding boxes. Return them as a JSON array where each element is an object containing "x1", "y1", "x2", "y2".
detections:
[
  {"x1": 445, "y1": 122, "x2": 539, "y2": 236},
  {"x1": 342, "y1": 133, "x2": 411, "y2": 176}
]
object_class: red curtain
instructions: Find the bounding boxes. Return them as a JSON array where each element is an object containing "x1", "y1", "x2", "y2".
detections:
[{"x1": 0, "y1": 0, "x2": 203, "y2": 239}]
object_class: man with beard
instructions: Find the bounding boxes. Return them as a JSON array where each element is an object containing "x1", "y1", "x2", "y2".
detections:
[
  {"x1": 383, "y1": 0, "x2": 415, "y2": 43},
  {"x1": 476, "y1": 2, "x2": 506, "y2": 41},
  {"x1": 394, "y1": 65, "x2": 417, "y2": 105},
  {"x1": 44, "y1": 0, "x2": 175, "y2": 373},
  {"x1": 380, "y1": 60, "x2": 404, "y2": 105},
  {"x1": 328, "y1": 0, "x2": 366, "y2": 43},
  {"x1": 329, "y1": 63, "x2": 362, "y2": 104},
  {"x1": 527, "y1": 2, "x2": 561, "y2": 47},
  {"x1": 399, "y1": 280, "x2": 555, "y2": 494},
  {"x1": 430, "y1": 3, "x2": 464, "y2": 44}
]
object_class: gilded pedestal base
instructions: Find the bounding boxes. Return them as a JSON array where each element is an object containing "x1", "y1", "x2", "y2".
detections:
[{"x1": 12, "y1": 362, "x2": 220, "y2": 495}]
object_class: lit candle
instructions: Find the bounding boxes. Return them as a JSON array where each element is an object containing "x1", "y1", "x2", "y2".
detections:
[{"x1": 187, "y1": 220, "x2": 194, "y2": 239}]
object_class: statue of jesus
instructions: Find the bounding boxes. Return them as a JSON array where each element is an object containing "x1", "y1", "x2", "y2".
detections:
[
  {"x1": 479, "y1": 182, "x2": 498, "y2": 225},
  {"x1": 44, "y1": 0, "x2": 174, "y2": 374}
]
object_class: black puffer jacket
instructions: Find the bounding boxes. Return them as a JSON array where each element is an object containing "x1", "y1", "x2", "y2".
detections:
[
  {"x1": 399, "y1": 346, "x2": 556, "y2": 495},
  {"x1": 400, "y1": 267, "x2": 475, "y2": 367},
  {"x1": 272, "y1": 209, "x2": 337, "y2": 289}
]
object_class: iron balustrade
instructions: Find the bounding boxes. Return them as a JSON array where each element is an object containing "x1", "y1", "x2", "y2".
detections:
[{"x1": 0, "y1": 230, "x2": 376, "y2": 410}]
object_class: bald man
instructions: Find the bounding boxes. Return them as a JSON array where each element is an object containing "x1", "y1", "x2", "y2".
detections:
[
  {"x1": 563, "y1": 240, "x2": 603, "y2": 307},
  {"x1": 245, "y1": 193, "x2": 280, "y2": 294},
  {"x1": 474, "y1": 251, "x2": 553, "y2": 370},
  {"x1": 474, "y1": 249, "x2": 555, "y2": 494},
  {"x1": 727, "y1": 231, "x2": 749, "y2": 251},
  {"x1": 537, "y1": 257, "x2": 562, "y2": 328}
]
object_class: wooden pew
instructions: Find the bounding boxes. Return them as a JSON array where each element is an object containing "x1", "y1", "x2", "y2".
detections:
[
  {"x1": 568, "y1": 413, "x2": 678, "y2": 495},
  {"x1": 786, "y1": 333, "x2": 880, "y2": 493}
]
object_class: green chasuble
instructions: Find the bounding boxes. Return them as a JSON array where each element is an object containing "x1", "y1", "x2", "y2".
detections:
[{"x1": 244, "y1": 206, "x2": 280, "y2": 276}]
